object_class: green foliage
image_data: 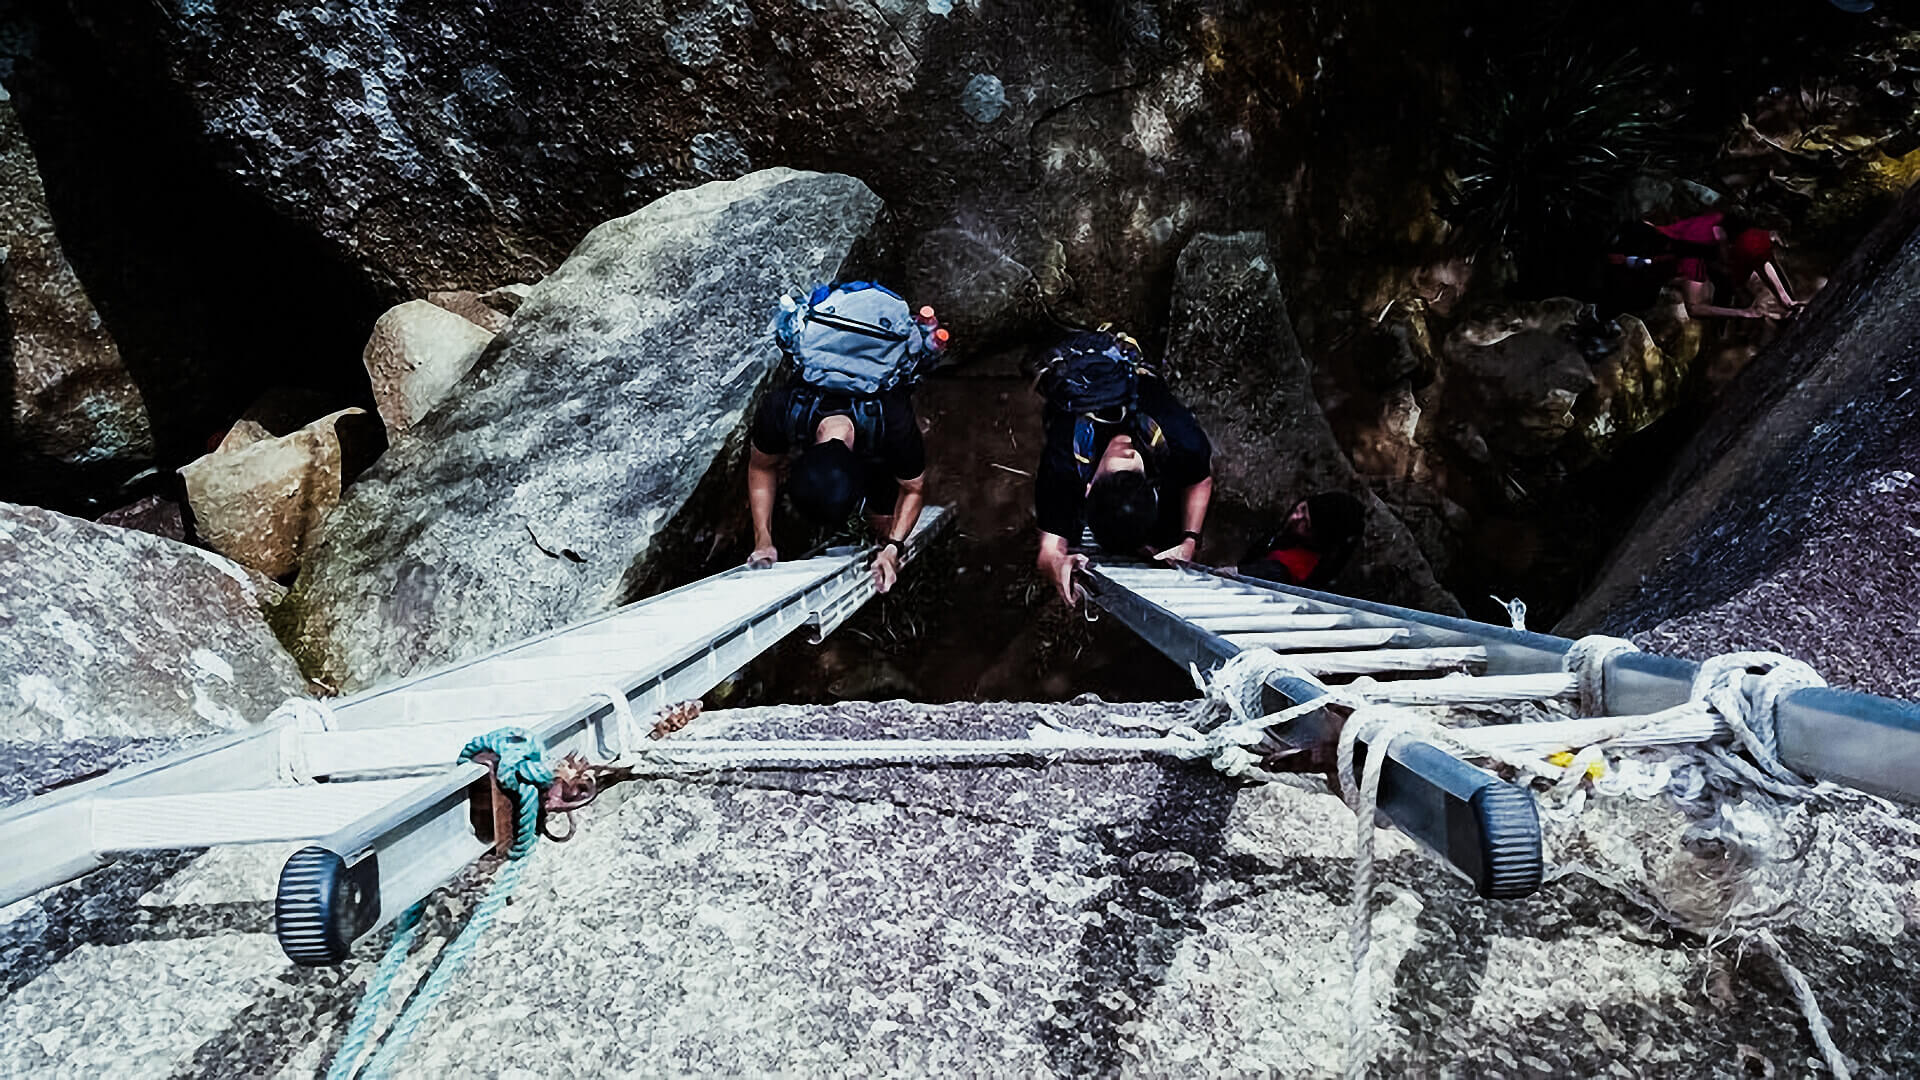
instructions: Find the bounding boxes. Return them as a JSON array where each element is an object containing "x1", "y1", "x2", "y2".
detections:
[{"x1": 1439, "y1": 48, "x2": 1677, "y2": 286}]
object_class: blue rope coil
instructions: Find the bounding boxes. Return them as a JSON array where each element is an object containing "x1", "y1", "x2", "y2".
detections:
[{"x1": 327, "y1": 727, "x2": 551, "y2": 1080}]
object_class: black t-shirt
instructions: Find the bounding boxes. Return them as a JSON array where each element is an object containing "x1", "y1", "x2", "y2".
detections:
[
  {"x1": 750, "y1": 383, "x2": 926, "y2": 480},
  {"x1": 1034, "y1": 376, "x2": 1212, "y2": 540}
]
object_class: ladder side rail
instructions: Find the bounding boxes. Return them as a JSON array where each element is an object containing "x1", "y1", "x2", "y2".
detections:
[
  {"x1": 1082, "y1": 567, "x2": 1543, "y2": 899},
  {"x1": 326, "y1": 558, "x2": 853, "y2": 720},
  {"x1": 276, "y1": 508, "x2": 955, "y2": 963},
  {"x1": 1776, "y1": 687, "x2": 1920, "y2": 803},
  {"x1": 1610, "y1": 651, "x2": 1920, "y2": 803},
  {"x1": 0, "y1": 725, "x2": 293, "y2": 907},
  {"x1": 277, "y1": 694, "x2": 614, "y2": 966},
  {"x1": 1212, "y1": 574, "x2": 1920, "y2": 804}
]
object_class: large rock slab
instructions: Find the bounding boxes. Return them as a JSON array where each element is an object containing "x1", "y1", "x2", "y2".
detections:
[
  {"x1": 0, "y1": 97, "x2": 152, "y2": 512},
  {"x1": 5, "y1": 700, "x2": 1917, "y2": 1077},
  {"x1": 0, "y1": 502, "x2": 305, "y2": 742},
  {"x1": 1559, "y1": 183, "x2": 1920, "y2": 701},
  {"x1": 1162, "y1": 232, "x2": 1459, "y2": 614},
  {"x1": 360, "y1": 300, "x2": 495, "y2": 435},
  {"x1": 285, "y1": 170, "x2": 883, "y2": 690},
  {"x1": 179, "y1": 408, "x2": 370, "y2": 579}
]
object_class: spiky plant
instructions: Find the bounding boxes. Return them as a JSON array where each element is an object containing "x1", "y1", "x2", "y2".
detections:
[{"x1": 1438, "y1": 48, "x2": 1676, "y2": 290}]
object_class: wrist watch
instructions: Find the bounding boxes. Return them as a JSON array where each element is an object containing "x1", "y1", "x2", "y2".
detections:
[{"x1": 880, "y1": 538, "x2": 905, "y2": 557}]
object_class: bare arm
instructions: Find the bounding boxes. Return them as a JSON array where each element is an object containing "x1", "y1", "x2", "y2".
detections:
[
  {"x1": 869, "y1": 473, "x2": 926, "y2": 593},
  {"x1": 1763, "y1": 261, "x2": 1800, "y2": 307},
  {"x1": 747, "y1": 446, "x2": 780, "y2": 565},
  {"x1": 1156, "y1": 476, "x2": 1215, "y2": 563},
  {"x1": 1036, "y1": 530, "x2": 1088, "y2": 607}
]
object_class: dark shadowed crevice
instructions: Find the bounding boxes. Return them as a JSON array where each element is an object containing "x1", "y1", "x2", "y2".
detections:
[{"x1": 0, "y1": 4, "x2": 399, "y2": 480}]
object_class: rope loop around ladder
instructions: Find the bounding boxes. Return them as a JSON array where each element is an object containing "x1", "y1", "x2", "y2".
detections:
[
  {"x1": 1691, "y1": 652, "x2": 1825, "y2": 786},
  {"x1": 459, "y1": 728, "x2": 555, "y2": 860},
  {"x1": 1563, "y1": 635, "x2": 1640, "y2": 717}
]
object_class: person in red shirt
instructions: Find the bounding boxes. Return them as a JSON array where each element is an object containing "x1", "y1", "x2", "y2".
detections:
[
  {"x1": 1238, "y1": 492, "x2": 1366, "y2": 588},
  {"x1": 1650, "y1": 212, "x2": 1802, "y2": 322}
]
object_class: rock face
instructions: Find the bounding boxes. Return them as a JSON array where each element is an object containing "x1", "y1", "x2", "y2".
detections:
[
  {"x1": 0, "y1": 97, "x2": 152, "y2": 511},
  {"x1": 6, "y1": 700, "x2": 1919, "y2": 1077},
  {"x1": 360, "y1": 300, "x2": 496, "y2": 435},
  {"x1": 0, "y1": 501, "x2": 305, "y2": 742},
  {"x1": 0, "y1": 2, "x2": 1394, "y2": 350},
  {"x1": 285, "y1": 170, "x2": 883, "y2": 690},
  {"x1": 179, "y1": 408, "x2": 371, "y2": 579},
  {"x1": 1560, "y1": 183, "x2": 1920, "y2": 701},
  {"x1": 1162, "y1": 232, "x2": 1459, "y2": 614}
]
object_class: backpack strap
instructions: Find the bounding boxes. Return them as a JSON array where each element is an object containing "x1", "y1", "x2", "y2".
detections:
[{"x1": 785, "y1": 387, "x2": 886, "y2": 452}]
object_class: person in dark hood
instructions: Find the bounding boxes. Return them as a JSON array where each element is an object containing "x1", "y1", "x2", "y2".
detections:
[{"x1": 1238, "y1": 492, "x2": 1367, "y2": 588}]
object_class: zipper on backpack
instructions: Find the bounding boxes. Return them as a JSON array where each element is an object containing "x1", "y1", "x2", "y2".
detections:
[{"x1": 807, "y1": 310, "x2": 910, "y2": 341}]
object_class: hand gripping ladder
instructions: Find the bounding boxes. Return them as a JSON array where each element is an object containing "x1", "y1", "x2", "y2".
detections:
[
  {"x1": 0, "y1": 508, "x2": 951, "y2": 965},
  {"x1": 1084, "y1": 562, "x2": 1920, "y2": 899}
]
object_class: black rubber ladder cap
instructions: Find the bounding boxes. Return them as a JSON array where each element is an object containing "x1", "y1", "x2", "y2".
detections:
[
  {"x1": 1469, "y1": 783, "x2": 1545, "y2": 899},
  {"x1": 275, "y1": 846, "x2": 381, "y2": 966}
]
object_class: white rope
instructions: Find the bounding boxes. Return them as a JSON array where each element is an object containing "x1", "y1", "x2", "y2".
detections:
[
  {"x1": 1562, "y1": 635, "x2": 1640, "y2": 717},
  {"x1": 1693, "y1": 653, "x2": 1825, "y2": 786},
  {"x1": 579, "y1": 686, "x2": 641, "y2": 756},
  {"x1": 1332, "y1": 705, "x2": 1431, "y2": 1080},
  {"x1": 608, "y1": 727, "x2": 1215, "y2": 771},
  {"x1": 1747, "y1": 930, "x2": 1853, "y2": 1080},
  {"x1": 266, "y1": 697, "x2": 339, "y2": 785}
]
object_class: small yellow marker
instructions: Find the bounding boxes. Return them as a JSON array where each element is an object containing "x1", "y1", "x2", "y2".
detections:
[{"x1": 1547, "y1": 750, "x2": 1606, "y2": 780}]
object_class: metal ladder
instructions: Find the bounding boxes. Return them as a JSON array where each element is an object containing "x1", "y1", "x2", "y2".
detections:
[
  {"x1": 0, "y1": 508, "x2": 951, "y2": 964},
  {"x1": 1084, "y1": 561, "x2": 1920, "y2": 900}
]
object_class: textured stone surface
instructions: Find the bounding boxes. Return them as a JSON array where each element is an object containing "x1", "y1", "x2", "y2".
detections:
[
  {"x1": 1162, "y1": 232, "x2": 1459, "y2": 614},
  {"x1": 0, "y1": 97, "x2": 152, "y2": 511},
  {"x1": 1560, "y1": 183, "x2": 1920, "y2": 701},
  {"x1": 93, "y1": 494, "x2": 185, "y2": 542},
  {"x1": 360, "y1": 300, "x2": 496, "y2": 435},
  {"x1": 422, "y1": 290, "x2": 511, "y2": 334},
  {"x1": 285, "y1": 170, "x2": 883, "y2": 690},
  {"x1": 3, "y1": 701, "x2": 1918, "y2": 1077},
  {"x1": 0, "y1": 502, "x2": 304, "y2": 742},
  {"x1": 179, "y1": 408, "x2": 368, "y2": 579}
]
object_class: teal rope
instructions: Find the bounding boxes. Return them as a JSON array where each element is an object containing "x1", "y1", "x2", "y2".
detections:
[
  {"x1": 329, "y1": 728, "x2": 551, "y2": 1080},
  {"x1": 324, "y1": 903, "x2": 424, "y2": 1080}
]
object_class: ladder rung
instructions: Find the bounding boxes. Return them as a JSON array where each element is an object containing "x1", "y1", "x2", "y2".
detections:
[
  {"x1": 91, "y1": 779, "x2": 437, "y2": 849},
  {"x1": 1193, "y1": 613, "x2": 1349, "y2": 632},
  {"x1": 1150, "y1": 602, "x2": 1295, "y2": 619},
  {"x1": 1285, "y1": 646, "x2": 1487, "y2": 677},
  {"x1": 1222, "y1": 628, "x2": 1409, "y2": 651},
  {"x1": 1356, "y1": 673, "x2": 1579, "y2": 705}
]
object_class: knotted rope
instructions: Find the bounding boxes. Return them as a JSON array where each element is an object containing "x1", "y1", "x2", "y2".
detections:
[
  {"x1": 327, "y1": 728, "x2": 553, "y2": 1080},
  {"x1": 1563, "y1": 635, "x2": 1640, "y2": 717}
]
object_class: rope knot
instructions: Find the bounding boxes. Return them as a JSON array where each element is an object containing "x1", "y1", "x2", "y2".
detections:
[
  {"x1": 460, "y1": 728, "x2": 554, "y2": 860},
  {"x1": 1691, "y1": 652, "x2": 1825, "y2": 785},
  {"x1": 1563, "y1": 635, "x2": 1640, "y2": 717}
]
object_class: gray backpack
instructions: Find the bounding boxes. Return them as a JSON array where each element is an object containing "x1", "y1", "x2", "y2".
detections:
[{"x1": 773, "y1": 281, "x2": 930, "y2": 396}]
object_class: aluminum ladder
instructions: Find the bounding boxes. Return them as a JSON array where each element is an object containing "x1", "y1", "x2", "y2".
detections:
[
  {"x1": 0, "y1": 508, "x2": 950, "y2": 964},
  {"x1": 1084, "y1": 561, "x2": 1920, "y2": 900}
]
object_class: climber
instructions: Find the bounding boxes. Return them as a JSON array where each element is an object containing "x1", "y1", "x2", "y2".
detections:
[
  {"x1": 746, "y1": 281, "x2": 946, "y2": 593},
  {"x1": 1235, "y1": 491, "x2": 1367, "y2": 588},
  {"x1": 1030, "y1": 327, "x2": 1214, "y2": 606},
  {"x1": 1651, "y1": 211, "x2": 1803, "y2": 322}
]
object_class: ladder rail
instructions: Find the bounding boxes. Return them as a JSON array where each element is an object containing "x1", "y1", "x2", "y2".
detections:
[
  {"x1": 1084, "y1": 564, "x2": 1544, "y2": 899},
  {"x1": 273, "y1": 507, "x2": 953, "y2": 964},
  {"x1": 0, "y1": 509, "x2": 953, "y2": 921},
  {"x1": 1197, "y1": 565, "x2": 1920, "y2": 804}
]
